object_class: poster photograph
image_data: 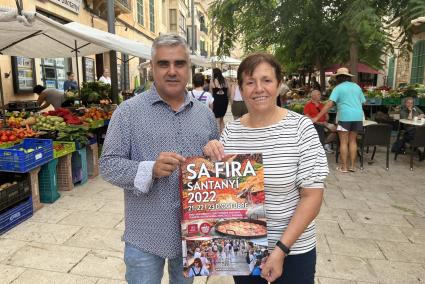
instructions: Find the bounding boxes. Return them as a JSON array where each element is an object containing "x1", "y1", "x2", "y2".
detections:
[{"x1": 180, "y1": 154, "x2": 268, "y2": 277}]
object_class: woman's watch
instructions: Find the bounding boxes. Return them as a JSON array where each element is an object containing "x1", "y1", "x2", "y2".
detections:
[{"x1": 276, "y1": 240, "x2": 290, "y2": 256}]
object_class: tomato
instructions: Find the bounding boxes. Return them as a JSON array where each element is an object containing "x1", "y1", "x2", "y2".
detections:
[
  {"x1": 0, "y1": 135, "x2": 8, "y2": 142},
  {"x1": 5, "y1": 130, "x2": 12, "y2": 136},
  {"x1": 8, "y1": 135, "x2": 17, "y2": 141},
  {"x1": 17, "y1": 133, "x2": 25, "y2": 139}
]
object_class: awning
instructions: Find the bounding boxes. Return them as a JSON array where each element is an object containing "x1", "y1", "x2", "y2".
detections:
[
  {"x1": 209, "y1": 56, "x2": 241, "y2": 66},
  {"x1": 325, "y1": 63, "x2": 384, "y2": 75}
]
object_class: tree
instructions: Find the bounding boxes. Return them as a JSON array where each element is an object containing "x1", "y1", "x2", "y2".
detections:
[{"x1": 209, "y1": 0, "x2": 422, "y2": 85}]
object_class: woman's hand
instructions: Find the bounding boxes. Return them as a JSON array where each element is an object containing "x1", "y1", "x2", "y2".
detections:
[
  {"x1": 261, "y1": 248, "x2": 285, "y2": 282},
  {"x1": 203, "y1": 140, "x2": 224, "y2": 161}
]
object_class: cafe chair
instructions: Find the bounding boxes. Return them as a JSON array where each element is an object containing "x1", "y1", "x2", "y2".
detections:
[
  {"x1": 359, "y1": 124, "x2": 392, "y2": 170},
  {"x1": 397, "y1": 126, "x2": 425, "y2": 171}
]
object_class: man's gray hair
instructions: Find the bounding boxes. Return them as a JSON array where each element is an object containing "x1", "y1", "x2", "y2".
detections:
[
  {"x1": 151, "y1": 34, "x2": 190, "y2": 60},
  {"x1": 406, "y1": 97, "x2": 414, "y2": 103}
]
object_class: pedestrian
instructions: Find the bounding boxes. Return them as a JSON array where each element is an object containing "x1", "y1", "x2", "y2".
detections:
[
  {"x1": 190, "y1": 73, "x2": 214, "y2": 109},
  {"x1": 33, "y1": 85, "x2": 65, "y2": 111},
  {"x1": 63, "y1": 71, "x2": 78, "y2": 91},
  {"x1": 210, "y1": 68, "x2": 229, "y2": 132},
  {"x1": 203, "y1": 52, "x2": 328, "y2": 284},
  {"x1": 188, "y1": 258, "x2": 210, "y2": 277},
  {"x1": 230, "y1": 81, "x2": 248, "y2": 119},
  {"x1": 313, "y1": 67, "x2": 365, "y2": 172},
  {"x1": 99, "y1": 34, "x2": 219, "y2": 284},
  {"x1": 98, "y1": 68, "x2": 111, "y2": 84}
]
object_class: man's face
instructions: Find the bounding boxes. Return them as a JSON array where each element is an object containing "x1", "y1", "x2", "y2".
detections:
[
  {"x1": 150, "y1": 45, "x2": 189, "y2": 99},
  {"x1": 104, "y1": 69, "x2": 110, "y2": 77}
]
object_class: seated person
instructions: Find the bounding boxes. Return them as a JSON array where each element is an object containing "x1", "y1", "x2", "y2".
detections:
[
  {"x1": 303, "y1": 89, "x2": 337, "y2": 153},
  {"x1": 392, "y1": 97, "x2": 424, "y2": 159}
]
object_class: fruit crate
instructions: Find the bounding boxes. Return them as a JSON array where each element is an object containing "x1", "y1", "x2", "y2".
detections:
[
  {"x1": 38, "y1": 159, "x2": 60, "y2": 203},
  {"x1": 56, "y1": 154, "x2": 74, "y2": 191},
  {"x1": 88, "y1": 133, "x2": 97, "y2": 145},
  {"x1": 0, "y1": 172, "x2": 30, "y2": 212},
  {"x1": 0, "y1": 196, "x2": 33, "y2": 235},
  {"x1": 86, "y1": 144, "x2": 99, "y2": 178},
  {"x1": 0, "y1": 142, "x2": 17, "y2": 149},
  {"x1": 0, "y1": 138, "x2": 53, "y2": 173},
  {"x1": 53, "y1": 141, "x2": 76, "y2": 159},
  {"x1": 382, "y1": 97, "x2": 401, "y2": 105},
  {"x1": 29, "y1": 167, "x2": 42, "y2": 211},
  {"x1": 71, "y1": 148, "x2": 88, "y2": 185}
]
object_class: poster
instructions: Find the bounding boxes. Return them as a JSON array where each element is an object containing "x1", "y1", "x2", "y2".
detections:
[{"x1": 180, "y1": 154, "x2": 267, "y2": 277}]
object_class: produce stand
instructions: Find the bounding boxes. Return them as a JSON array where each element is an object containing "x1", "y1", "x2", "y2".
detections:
[{"x1": 0, "y1": 105, "x2": 114, "y2": 234}]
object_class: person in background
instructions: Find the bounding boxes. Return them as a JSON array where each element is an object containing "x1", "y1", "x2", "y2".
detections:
[
  {"x1": 98, "y1": 68, "x2": 111, "y2": 84},
  {"x1": 203, "y1": 52, "x2": 328, "y2": 284},
  {"x1": 313, "y1": 67, "x2": 365, "y2": 173},
  {"x1": 310, "y1": 76, "x2": 321, "y2": 91},
  {"x1": 230, "y1": 80, "x2": 248, "y2": 119},
  {"x1": 210, "y1": 68, "x2": 229, "y2": 132},
  {"x1": 304, "y1": 89, "x2": 337, "y2": 153},
  {"x1": 63, "y1": 72, "x2": 78, "y2": 91},
  {"x1": 190, "y1": 73, "x2": 214, "y2": 109},
  {"x1": 99, "y1": 34, "x2": 219, "y2": 284},
  {"x1": 392, "y1": 97, "x2": 424, "y2": 159},
  {"x1": 33, "y1": 85, "x2": 65, "y2": 111},
  {"x1": 203, "y1": 76, "x2": 211, "y2": 92}
]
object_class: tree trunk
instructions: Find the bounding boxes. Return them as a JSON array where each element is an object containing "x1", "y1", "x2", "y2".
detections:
[
  {"x1": 316, "y1": 57, "x2": 326, "y2": 92},
  {"x1": 349, "y1": 34, "x2": 359, "y2": 83}
]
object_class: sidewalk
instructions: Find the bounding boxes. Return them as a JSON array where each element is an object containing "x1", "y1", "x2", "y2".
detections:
[{"x1": 1, "y1": 128, "x2": 425, "y2": 283}]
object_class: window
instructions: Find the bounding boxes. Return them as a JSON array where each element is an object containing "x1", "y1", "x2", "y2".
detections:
[
  {"x1": 40, "y1": 58, "x2": 70, "y2": 90},
  {"x1": 83, "y1": 57, "x2": 95, "y2": 82},
  {"x1": 179, "y1": 11, "x2": 186, "y2": 35},
  {"x1": 11, "y1": 56, "x2": 36, "y2": 93},
  {"x1": 387, "y1": 57, "x2": 395, "y2": 88},
  {"x1": 411, "y1": 40, "x2": 425, "y2": 84},
  {"x1": 170, "y1": 9, "x2": 177, "y2": 31},
  {"x1": 149, "y1": 0, "x2": 155, "y2": 32},
  {"x1": 137, "y1": 0, "x2": 144, "y2": 26}
]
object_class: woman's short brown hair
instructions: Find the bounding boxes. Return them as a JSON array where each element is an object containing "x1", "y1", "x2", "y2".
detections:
[{"x1": 237, "y1": 53, "x2": 282, "y2": 89}]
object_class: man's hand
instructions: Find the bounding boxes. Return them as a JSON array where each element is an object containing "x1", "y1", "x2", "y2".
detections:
[
  {"x1": 261, "y1": 248, "x2": 285, "y2": 282},
  {"x1": 203, "y1": 140, "x2": 224, "y2": 161},
  {"x1": 153, "y1": 152, "x2": 185, "y2": 178}
]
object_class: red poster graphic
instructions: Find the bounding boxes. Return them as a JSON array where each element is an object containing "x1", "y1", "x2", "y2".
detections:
[{"x1": 180, "y1": 154, "x2": 268, "y2": 277}]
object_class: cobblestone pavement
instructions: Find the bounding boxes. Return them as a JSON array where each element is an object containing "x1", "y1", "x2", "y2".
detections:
[{"x1": 1, "y1": 115, "x2": 425, "y2": 283}]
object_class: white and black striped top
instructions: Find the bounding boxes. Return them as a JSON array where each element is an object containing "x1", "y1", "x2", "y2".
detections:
[{"x1": 220, "y1": 111, "x2": 329, "y2": 255}]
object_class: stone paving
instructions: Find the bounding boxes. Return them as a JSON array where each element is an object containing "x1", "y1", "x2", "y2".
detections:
[{"x1": 1, "y1": 133, "x2": 425, "y2": 283}]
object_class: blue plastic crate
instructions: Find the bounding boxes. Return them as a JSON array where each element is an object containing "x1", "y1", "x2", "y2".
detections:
[
  {"x1": 0, "y1": 196, "x2": 33, "y2": 235},
  {"x1": 38, "y1": 159, "x2": 60, "y2": 203},
  {"x1": 71, "y1": 148, "x2": 88, "y2": 185},
  {"x1": 0, "y1": 139, "x2": 53, "y2": 173}
]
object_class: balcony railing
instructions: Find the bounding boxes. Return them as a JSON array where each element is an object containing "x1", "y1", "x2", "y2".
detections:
[{"x1": 86, "y1": 0, "x2": 132, "y2": 18}]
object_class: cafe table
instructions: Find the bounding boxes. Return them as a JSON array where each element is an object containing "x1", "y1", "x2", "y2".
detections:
[{"x1": 399, "y1": 118, "x2": 425, "y2": 127}]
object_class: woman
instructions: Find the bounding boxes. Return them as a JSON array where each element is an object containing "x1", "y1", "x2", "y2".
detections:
[
  {"x1": 203, "y1": 53, "x2": 328, "y2": 284},
  {"x1": 188, "y1": 258, "x2": 209, "y2": 277},
  {"x1": 313, "y1": 67, "x2": 365, "y2": 172},
  {"x1": 210, "y1": 68, "x2": 229, "y2": 132},
  {"x1": 230, "y1": 81, "x2": 248, "y2": 119}
]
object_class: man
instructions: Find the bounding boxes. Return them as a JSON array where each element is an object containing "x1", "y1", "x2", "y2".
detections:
[
  {"x1": 63, "y1": 72, "x2": 78, "y2": 91},
  {"x1": 392, "y1": 97, "x2": 424, "y2": 158},
  {"x1": 310, "y1": 76, "x2": 321, "y2": 91},
  {"x1": 98, "y1": 68, "x2": 111, "y2": 84},
  {"x1": 303, "y1": 89, "x2": 337, "y2": 153},
  {"x1": 99, "y1": 34, "x2": 219, "y2": 284},
  {"x1": 33, "y1": 85, "x2": 65, "y2": 111}
]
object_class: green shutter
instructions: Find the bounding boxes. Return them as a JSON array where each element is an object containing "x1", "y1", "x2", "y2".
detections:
[
  {"x1": 149, "y1": 0, "x2": 155, "y2": 32},
  {"x1": 411, "y1": 40, "x2": 425, "y2": 84},
  {"x1": 387, "y1": 57, "x2": 395, "y2": 88},
  {"x1": 137, "y1": 0, "x2": 144, "y2": 26}
]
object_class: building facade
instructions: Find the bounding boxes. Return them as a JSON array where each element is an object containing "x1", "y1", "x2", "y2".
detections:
[{"x1": 0, "y1": 0, "x2": 214, "y2": 105}]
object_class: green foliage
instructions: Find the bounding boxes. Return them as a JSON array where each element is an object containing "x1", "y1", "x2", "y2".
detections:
[{"x1": 80, "y1": 82, "x2": 111, "y2": 104}]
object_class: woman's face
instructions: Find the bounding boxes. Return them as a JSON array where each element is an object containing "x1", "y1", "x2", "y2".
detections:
[
  {"x1": 241, "y1": 62, "x2": 280, "y2": 113},
  {"x1": 195, "y1": 261, "x2": 200, "y2": 267}
]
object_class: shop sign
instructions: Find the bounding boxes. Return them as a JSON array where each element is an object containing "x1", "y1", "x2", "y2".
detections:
[{"x1": 49, "y1": 0, "x2": 82, "y2": 14}]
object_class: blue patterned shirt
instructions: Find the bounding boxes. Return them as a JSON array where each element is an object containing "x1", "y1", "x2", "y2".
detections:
[{"x1": 99, "y1": 85, "x2": 219, "y2": 258}]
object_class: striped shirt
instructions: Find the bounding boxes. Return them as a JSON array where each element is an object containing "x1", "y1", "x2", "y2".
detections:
[{"x1": 220, "y1": 111, "x2": 328, "y2": 255}]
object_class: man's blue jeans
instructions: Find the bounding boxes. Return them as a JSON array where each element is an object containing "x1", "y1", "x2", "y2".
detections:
[{"x1": 124, "y1": 243, "x2": 194, "y2": 284}]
